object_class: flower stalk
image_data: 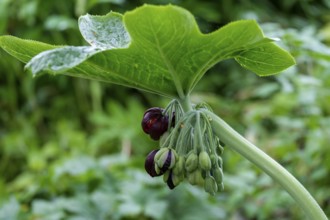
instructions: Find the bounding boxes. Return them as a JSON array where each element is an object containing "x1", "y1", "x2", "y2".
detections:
[
  {"x1": 204, "y1": 109, "x2": 327, "y2": 220},
  {"x1": 179, "y1": 94, "x2": 193, "y2": 112}
]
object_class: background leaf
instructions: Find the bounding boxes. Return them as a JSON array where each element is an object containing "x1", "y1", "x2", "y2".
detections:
[{"x1": 0, "y1": 197, "x2": 20, "y2": 220}]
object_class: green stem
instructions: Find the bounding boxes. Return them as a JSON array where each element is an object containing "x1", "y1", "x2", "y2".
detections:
[
  {"x1": 205, "y1": 110, "x2": 327, "y2": 220},
  {"x1": 178, "y1": 95, "x2": 193, "y2": 112}
]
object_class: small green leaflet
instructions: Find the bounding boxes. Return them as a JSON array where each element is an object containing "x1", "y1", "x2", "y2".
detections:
[{"x1": 0, "y1": 4, "x2": 295, "y2": 98}]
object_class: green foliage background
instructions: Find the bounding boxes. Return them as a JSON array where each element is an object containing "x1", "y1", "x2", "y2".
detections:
[{"x1": 1, "y1": 0, "x2": 330, "y2": 219}]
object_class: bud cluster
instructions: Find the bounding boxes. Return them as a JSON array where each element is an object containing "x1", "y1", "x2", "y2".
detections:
[{"x1": 142, "y1": 101, "x2": 224, "y2": 195}]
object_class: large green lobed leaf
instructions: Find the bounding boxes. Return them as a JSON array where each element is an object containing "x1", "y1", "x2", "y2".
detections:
[{"x1": 0, "y1": 4, "x2": 295, "y2": 98}]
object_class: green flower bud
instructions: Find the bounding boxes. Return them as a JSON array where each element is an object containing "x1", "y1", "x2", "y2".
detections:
[
  {"x1": 187, "y1": 169, "x2": 204, "y2": 186},
  {"x1": 171, "y1": 172, "x2": 183, "y2": 186},
  {"x1": 216, "y1": 143, "x2": 224, "y2": 155},
  {"x1": 204, "y1": 176, "x2": 218, "y2": 196},
  {"x1": 172, "y1": 164, "x2": 180, "y2": 175},
  {"x1": 173, "y1": 156, "x2": 185, "y2": 175},
  {"x1": 185, "y1": 152, "x2": 198, "y2": 172},
  {"x1": 217, "y1": 156, "x2": 223, "y2": 168},
  {"x1": 178, "y1": 156, "x2": 185, "y2": 172},
  {"x1": 199, "y1": 151, "x2": 212, "y2": 171},
  {"x1": 163, "y1": 170, "x2": 170, "y2": 182},
  {"x1": 195, "y1": 170, "x2": 205, "y2": 187},
  {"x1": 210, "y1": 154, "x2": 217, "y2": 166},
  {"x1": 212, "y1": 167, "x2": 223, "y2": 185},
  {"x1": 186, "y1": 170, "x2": 196, "y2": 185}
]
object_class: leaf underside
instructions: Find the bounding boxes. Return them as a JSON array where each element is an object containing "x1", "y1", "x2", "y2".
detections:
[{"x1": 0, "y1": 4, "x2": 295, "y2": 98}]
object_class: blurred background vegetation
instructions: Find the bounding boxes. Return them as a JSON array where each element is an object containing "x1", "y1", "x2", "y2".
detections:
[{"x1": 1, "y1": 0, "x2": 330, "y2": 219}]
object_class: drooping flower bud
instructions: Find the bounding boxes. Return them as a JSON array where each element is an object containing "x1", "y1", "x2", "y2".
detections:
[
  {"x1": 218, "y1": 156, "x2": 223, "y2": 168},
  {"x1": 166, "y1": 172, "x2": 176, "y2": 189},
  {"x1": 172, "y1": 156, "x2": 185, "y2": 175},
  {"x1": 211, "y1": 167, "x2": 224, "y2": 187},
  {"x1": 145, "y1": 149, "x2": 164, "y2": 177},
  {"x1": 210, "y1": 154, "x2": 223, "y2": 168},
  {"x1": 216, "y1": 142, "x2": 224, "y2": 155},
  {"x1": 187, "y1": 169, "x2": 204, "y2": 186},
  {"x1": 185, "y1": 152, "x2": 198, "y2": 172},
  {"x1": 155, "y1": 148, "x2": 177, "y2": 172},
  {"x1": 163, "y1": 170, "x2": 182, "y2": 189},
  {"x1": 204, "y1": 176, "x2": 218, "y2": 196},
  {"x1": 199, "y1": 151, "x2": 212, "y2": 171},
  {"x1": 210, "y1": 154, "x2": 217, "y2": 166},
  {"x1": 141, "y1": 107, "x2": 169, "y2": 140}
]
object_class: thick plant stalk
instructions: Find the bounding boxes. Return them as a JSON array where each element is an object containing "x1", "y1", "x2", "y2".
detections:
[{"x1": 204, "y1": 110, "x2": 327, "y2": 220}]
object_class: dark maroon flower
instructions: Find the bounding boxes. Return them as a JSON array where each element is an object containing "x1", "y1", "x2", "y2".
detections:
[
  {"x1": 145, "y1": 149, "x2": 164, "y2": 177},
  {"x1": 142, "y1": 107, "x2": 169, "y2": 140}
]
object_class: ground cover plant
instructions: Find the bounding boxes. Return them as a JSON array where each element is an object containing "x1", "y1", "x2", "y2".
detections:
[{"x1": 1, "y1": 1, "x2": 330, "y2": 219}]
